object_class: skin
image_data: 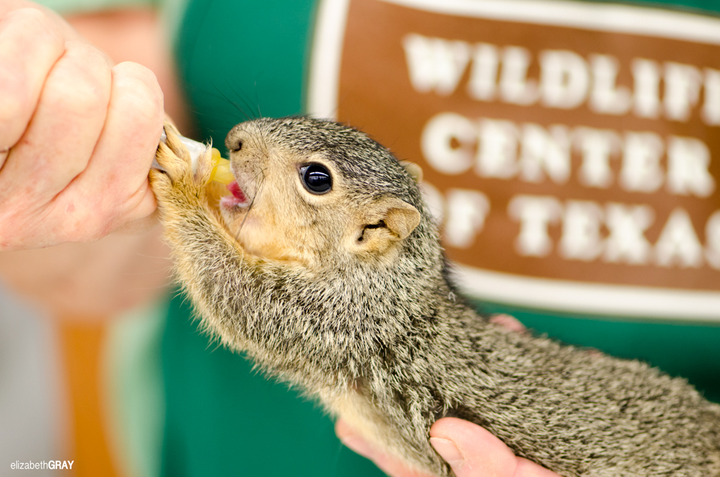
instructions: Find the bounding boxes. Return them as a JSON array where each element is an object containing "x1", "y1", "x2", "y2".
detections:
[
  {"x1": 0, "y1": 3, "x2": 163, "y2": 250},
  {"x1": 0, "y1": 2, "x2": 561, "y2": 472},
  {"x1": 337, "y1": 417, "x2": 560, "y2": 477},
  {"x1": 0, "y1": 2, "x2": 177, "y2": 317}
]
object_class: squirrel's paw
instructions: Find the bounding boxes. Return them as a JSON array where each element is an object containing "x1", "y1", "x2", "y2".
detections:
[
  {"x1": 153, "y1": 122, "x2": 194, "y2": 184},
  {"x1": 150, "y1": 121, "x2": 209, "y2": 209}
]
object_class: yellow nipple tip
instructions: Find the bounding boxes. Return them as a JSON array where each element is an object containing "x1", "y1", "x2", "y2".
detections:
[{"x1": 208, "y1": 148, "x2": 234, "y2": 185}]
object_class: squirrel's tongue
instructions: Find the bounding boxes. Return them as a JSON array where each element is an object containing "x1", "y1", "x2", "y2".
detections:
[
  {"x1": 220, "y1": 181, "x2": 248, "y2": 207},
  {"x1": 227, "y1": 181, "x2": 247, "y2": 201}
]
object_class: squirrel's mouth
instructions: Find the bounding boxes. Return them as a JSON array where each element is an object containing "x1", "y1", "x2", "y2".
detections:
[{"x1": 220, "y1": 180, "x2": 250, "y2": 208}]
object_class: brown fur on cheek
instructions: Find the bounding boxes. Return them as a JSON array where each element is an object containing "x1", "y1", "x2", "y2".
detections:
[{"x1": 218, "y1": 187, "x2": 330, "y2": 266}]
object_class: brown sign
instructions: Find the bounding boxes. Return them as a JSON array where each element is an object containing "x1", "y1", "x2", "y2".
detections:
[{"x1": 308, "y1": 0, "x2": 720, "y2": 319}]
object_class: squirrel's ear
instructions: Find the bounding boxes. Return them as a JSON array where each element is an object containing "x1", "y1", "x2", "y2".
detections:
[
  {"x1": 350, "y1": 197, "x2": 421, "y2": 255},
  {"x1": 383, "y1": 199, "x2": 421, "y2": 240}
]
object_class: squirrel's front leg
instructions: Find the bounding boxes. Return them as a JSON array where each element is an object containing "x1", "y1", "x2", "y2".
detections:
[
  {"x1": 149, "y1": 122, "x2": 214, "y2": 221},
  {"x1": 150, "y1": 123, "x2": 250, "y2": 344},
  {"x1": 149, "y1": 122, "x2": 234, "y2": 257}
]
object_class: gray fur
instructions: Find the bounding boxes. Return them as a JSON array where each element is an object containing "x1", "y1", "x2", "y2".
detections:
[{"x1": 151, "y1": 117, "x2": 720, "y2": 477}]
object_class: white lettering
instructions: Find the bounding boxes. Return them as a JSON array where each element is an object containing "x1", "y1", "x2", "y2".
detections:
[
  {"x1": 444, "y1": 189, "x2": 490, "y2": 248},
  {"x1": 664, "y1": 62, "x2": 702, "y2": 122},
  {"x1": 560, "y1": 200, "x2": 604, "y2": 261},
  {"x1": 539, "y1": 50, "x2": 590, "y2": 109},
  {"x1": 604, "y1": 203, "x2": 654, "y2": 265},
  {"x1": 467, "y1": 43, "x2": 499, "y2": 101},
  {"x1": 508, "y1": 195, "x2": 562, "y2": 256},
  {"x1": 632, "y1": 58, "x2": 661, "y2": 118},
  {"x1": 403, "y1": 33, "x2": 470, "y2": 96},
  {"x1": 620, "y1": 132, "x2": 664, "y2": 193},
  {"x1": 476, "y1": 119, "x2": 518, "y2": 178},
  {"x1": 655, "y1": 208, "x2": 704, "y2": 267},
  {"x1": 519, "y1": 123, "x2": 571, "y2": 183},
  {"x1": 499, "y1": 46, "x2": 538, "y2": 105},
  {"x1": 666, "y1": 136, "x2": 715, "y2": 197},
  {"x1": 404, "y1": 33, "x2": 720, "y2": 126},
  {"x1": 419, "y1": 113, "x2": 715, "y2": 200},
  {"x1": 702, "y1": 68, "x2": 720, "y2": 126},
  {"x1": 574, "y1": 127, "x2": 619, "y2": 188},
  {"x1": 421, "y1": 112, "x2": 475, "y2": 174},
  {"x1": 589, "y1": 54, "x2": 631, "y2": 115}
]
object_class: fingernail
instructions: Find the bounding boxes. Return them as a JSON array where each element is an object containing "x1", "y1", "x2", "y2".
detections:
[{"x1": 430, "y1": 437, "x2": 465, "y2": 468}]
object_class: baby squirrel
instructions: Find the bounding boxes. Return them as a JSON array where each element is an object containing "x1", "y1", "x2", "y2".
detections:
[{"x1": 150, "y1": 117, "x2": 720, "y2": 477}]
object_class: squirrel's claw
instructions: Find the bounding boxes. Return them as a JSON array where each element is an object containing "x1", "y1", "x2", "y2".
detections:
[
  {"x1": 154, "y1": 122, "x2": 194, "y2": 184},
  {"x1": 150, "y1": 122, "x2": 211, "y2": 217}
]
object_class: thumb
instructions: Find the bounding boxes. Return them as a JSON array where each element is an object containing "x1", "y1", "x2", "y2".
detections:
[{"x1": 429, "y1": 418, "x2": 559, "y2": 477}]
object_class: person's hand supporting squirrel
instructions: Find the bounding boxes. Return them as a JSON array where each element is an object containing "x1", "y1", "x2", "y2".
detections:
[
  {"x1": 338, "y1": 418, "x2": 559, "y2": 477},
  {"x1": 0, "y1": 1, "x2": 164, "y2": 250}
]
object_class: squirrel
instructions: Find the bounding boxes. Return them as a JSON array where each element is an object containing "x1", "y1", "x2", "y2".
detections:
[{"x1": 150, "y1": 117, "x2": 720, "y2": 477}]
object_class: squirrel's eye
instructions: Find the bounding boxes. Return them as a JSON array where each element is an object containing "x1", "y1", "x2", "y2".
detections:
[
  {"x1": 300, "y1": 163, "x2": 333, "y2": 194},
  {"x1": 232, "y1": 140, "x2": 243, "y2": 152}
]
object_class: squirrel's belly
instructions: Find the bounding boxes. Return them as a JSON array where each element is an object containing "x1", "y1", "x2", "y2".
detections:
[{"x1": 324, "y1": 388, "x2": 386, "y2": 447}]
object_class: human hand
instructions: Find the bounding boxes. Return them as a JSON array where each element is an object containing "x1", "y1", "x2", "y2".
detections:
[
  {"x1": 0, "y1": 3, "x2": 164, "y2": 250},
  {"x1": 336, "y1": 417, "x2": 560, "y2": 477}
]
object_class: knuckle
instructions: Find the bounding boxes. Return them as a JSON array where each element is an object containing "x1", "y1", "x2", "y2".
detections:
[
  {"x1": 44, "y1": 43, "x2": 111, "y2": 118},
  {"x1": 45, "y1": 81, "x2": 105, "y2": 119},
  {"x1": 0, "y1": 8, "x2": 61, "y2": 52},
  {"x1": 0, "y1": 9, "x2": 64, "y2": 143},
  {"x1": 112, "y1": 62, "x2": 164, "y2": 125},
  {"x1": 114, "y1": 61, "x2": 161, "y2": 91},
  {"x1": 3, "y1": 8, "x2": 55, "y2": 37}
]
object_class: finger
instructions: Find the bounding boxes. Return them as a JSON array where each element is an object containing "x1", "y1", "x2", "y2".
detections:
[
  {"x1": 430, "y1": 418, "x2": 559, "y2": 477},
  {"x1": 489, "y1": 314, "x2": 528, "y2": 334},
  {"x1": 46, "y1": 62, "x2": 162, "y2": 241},
  {"x1": 0, "y1": 8, "x2": 64, "y2": 156},
  {"x1": 57, "y1": 61, "x2": 163, "y2": 232},
  {"x1": 0, "y1": 39, "x2": 111, "y2": 208},
  {"x1": 335, "y1": 419, "x2": 433, "y2": 477},
  {"x1": 514, "y1": 458, "x2": 560, "y2": 477},
  {"x1": 85, "y1": 61, "x2": 163, "y2": 190}
]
